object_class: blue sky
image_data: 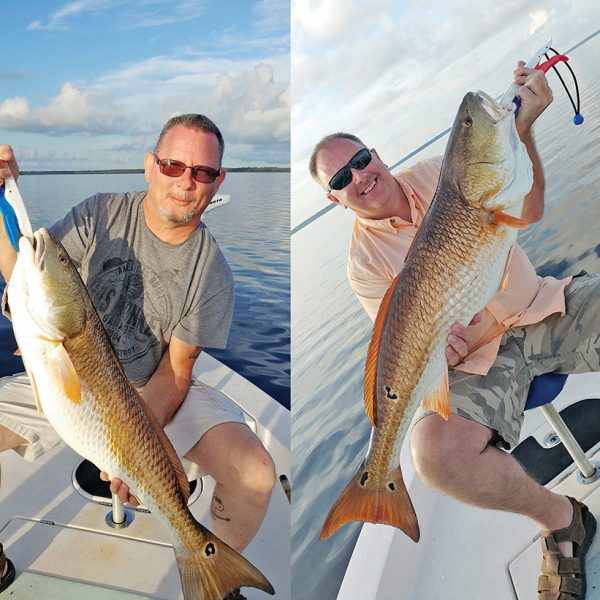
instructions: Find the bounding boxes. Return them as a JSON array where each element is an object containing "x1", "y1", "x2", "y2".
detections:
[
  {"x1": 291, "y1": 0, "x2": 600, "y2": 227},
  {"x1": 1, "y1": 1, "x2": 290, "y2": 170}
]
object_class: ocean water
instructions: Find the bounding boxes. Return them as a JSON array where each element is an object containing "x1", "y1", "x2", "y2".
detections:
[
  {"x1": 291, "y1": 39, "x2": 600, "y2": 599},
  {"x1": 0, "y1": 171, "x2": 290, "y2": 409}
]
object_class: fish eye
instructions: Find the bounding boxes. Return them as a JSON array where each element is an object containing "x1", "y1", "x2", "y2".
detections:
[
  {"x1": 463, "y1": 116, "x2": 473, "y2": 127},
  {"x1": 58, "y1": 253, "x2": 67, "y2": 264}
]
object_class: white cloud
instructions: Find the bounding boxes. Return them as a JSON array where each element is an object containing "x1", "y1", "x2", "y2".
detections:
[
  {"x1": 0, "y1": 56, "x2": 290, "y2": 152},
  {"x1": 28, "y1": 0, "x2": 209, "y2": 31},
  {"x1": 0, "y1": 82, "x2": 122, "y2": 134},
  {"x1": 529, "y1": 9, "x2": 552, "y2": 35}
]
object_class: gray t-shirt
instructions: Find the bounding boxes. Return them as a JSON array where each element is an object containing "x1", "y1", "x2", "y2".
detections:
[{"x1": 49, "y1": 192, "x2": 234, "y2": 386}]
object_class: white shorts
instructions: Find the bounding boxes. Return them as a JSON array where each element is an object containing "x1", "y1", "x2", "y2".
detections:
[{"x1": 0, "y1": 373, "x2": 246, "y2": 475}]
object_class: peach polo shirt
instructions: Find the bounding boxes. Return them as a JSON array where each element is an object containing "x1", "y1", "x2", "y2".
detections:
[{"x1": 347, "y1": 156, "x2": 571, "y2": 376}]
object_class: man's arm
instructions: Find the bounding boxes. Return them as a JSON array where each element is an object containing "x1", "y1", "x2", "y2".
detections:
[
  {"x1": 102, "y1": 336, "x2": 203, "y2": 503},
  {"x1": 142, "y1": 336, "x2": 203, "y2": 428}
]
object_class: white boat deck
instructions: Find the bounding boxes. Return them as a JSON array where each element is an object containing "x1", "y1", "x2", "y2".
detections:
[
  {"x1": 0, "y1": 352, "x2": 290, "y2": 599},
  {"x1": 337, "y1": 372, "x2": 600, "y2": 600}
]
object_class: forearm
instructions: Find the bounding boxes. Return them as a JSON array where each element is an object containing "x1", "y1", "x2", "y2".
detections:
[
  {"x1": 141, "y1": 349, "x2": 191, "y2": 428},
  {"x1": 519, "y1": 129, "x2": 545, "y2": 223}
]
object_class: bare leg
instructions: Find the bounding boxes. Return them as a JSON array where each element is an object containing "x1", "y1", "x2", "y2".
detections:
[
  {"x1": 411, "y1": 413, "x2": 574, "y2": 556},
  {"x1": 185, "y1": 422, "x2": 276, "y2": 552}
]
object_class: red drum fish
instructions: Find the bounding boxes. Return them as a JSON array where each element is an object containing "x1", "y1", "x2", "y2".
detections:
[{"x1": 321, "y1": 91, "x2": 533, "y2": 542}]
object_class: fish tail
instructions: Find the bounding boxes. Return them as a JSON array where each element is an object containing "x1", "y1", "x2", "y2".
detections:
[
  {"x1": 320, "y1": 462, "x2": 420, "y2": 542},
  {"x1": 175, "y1": 524, "x2": 274, "y2": 600}
]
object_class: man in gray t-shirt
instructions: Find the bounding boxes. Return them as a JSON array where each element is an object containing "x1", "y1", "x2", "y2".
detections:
[{"x1": 0, "y1": 115, "x2": 276, "y2": 560}]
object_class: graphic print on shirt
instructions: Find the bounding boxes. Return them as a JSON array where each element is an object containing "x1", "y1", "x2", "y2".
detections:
[{"x1": 87, "y1": 257, "x2": 173, "y2": 365}]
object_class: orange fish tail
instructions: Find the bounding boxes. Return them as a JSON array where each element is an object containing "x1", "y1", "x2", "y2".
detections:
[
  {"x1": 320, "y1": 463, "x2": 420, "y2": 542},
  {"x1": 175, "y1": 523, "x2": 274, "y2": 600}
]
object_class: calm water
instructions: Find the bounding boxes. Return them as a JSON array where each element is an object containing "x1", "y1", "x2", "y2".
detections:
[
  {"x1": 0, "y1": 172, "x2": 290, "y2": 409},
  {"x1": 291, "y1": 40, "x2": 600, "y2": 599}
]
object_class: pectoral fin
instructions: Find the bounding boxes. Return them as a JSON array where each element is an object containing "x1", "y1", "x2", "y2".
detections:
[
  {"x1": 50, "y1": 343, "x2": 81, "y2": 404},
  {"x1": 421, "y1": 371, "x2": 451, "y2": 420},
  {"x1": 494, "y1": 211, "x2": 529, "y2": 229}
]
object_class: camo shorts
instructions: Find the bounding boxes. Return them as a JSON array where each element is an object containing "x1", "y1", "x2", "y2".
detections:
[{"x1": 414, "y1": 272, "x2": 600, "y2": 449}]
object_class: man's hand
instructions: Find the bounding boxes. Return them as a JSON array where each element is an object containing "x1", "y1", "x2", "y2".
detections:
[
  {"x1": 99, "y1": 471, "x2": 140, "y2": 506},
  {"x1": 513, "y1": 61, "x2": 553, "y2": 137},
  {"x1": 0, "y1": 145, "x2": 19, "y2": 187},
  {"x1": 445, "y1": 312, "x2": 482, "y2": 367}
]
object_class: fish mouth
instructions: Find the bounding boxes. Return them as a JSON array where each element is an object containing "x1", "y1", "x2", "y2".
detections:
[
  {"x1": 475, "y1": 91, "x2": 513, "y2": 123},
  {"x1": 31, "y1": 229, "x2": 46, "y2": 269}
]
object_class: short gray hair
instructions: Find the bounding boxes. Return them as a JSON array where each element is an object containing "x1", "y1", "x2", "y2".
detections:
[
  {"x1": 155, "y1": 114, "x2": 225, "y2": 166},
  {"x1": 308, "y1": 132, "x2": 366, "y2": 185}
]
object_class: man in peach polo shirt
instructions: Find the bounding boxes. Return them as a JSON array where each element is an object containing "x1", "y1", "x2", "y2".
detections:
[{"x1": 310, "y1": 64, "x2": 599, "y2": 598}]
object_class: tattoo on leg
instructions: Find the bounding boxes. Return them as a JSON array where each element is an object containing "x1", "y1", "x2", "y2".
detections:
[{"x1": 211, "y1": 494, "x2": 231, "y2": 522}]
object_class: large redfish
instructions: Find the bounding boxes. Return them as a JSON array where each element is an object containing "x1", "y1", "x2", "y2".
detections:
[
  {"x1": 321, "y1": 91, "x2": 533, "y2": 542},
  {"x1": 4, "y1": 228, "x2": 274, "y2": 599}
]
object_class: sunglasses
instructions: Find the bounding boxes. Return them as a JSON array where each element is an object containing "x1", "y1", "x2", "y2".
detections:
[
  {"x1": 327, "y1": 147, "x2": 372, "y2": 192},
  {"x1": 153, "y1": 153, "x2": 221, "y2": 184}
]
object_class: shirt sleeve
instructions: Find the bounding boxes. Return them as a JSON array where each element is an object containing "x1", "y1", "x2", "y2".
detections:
[
  {"x1": 48, "y1": 195, "x2": 98, "y2": 268},
  {"x1": 172, "y1": 249, "x2": 235, "y2": 349},
  {"x1": 348, "y1": 271, "x2": 395, "y2": 322}
]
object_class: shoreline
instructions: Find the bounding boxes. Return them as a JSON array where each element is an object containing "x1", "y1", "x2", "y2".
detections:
[{"x1": 21, "y1": 166, "x2": 290, "y2": 175}]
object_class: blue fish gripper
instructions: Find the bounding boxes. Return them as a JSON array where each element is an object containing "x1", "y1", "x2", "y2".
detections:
[{"x1": 0, "y1": 186, "x2": 21, "y2": 251}]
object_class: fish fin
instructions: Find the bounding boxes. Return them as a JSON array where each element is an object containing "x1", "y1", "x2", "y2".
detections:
[
  {"x1": 494, "y1": 211, "x2": 529, "y2": 229},
  {"x1": 421, "y1": 370, "x2": 451, "y2": 420},
  {"x1": 50, "y1": 343, "x2": 81, "y2": 405},
  {"x1": 320, "y1": 461, "x2": 419, "y2": 542},
  {"x1": 135, "y1": 392, "x2": 190, "y2": 503},
  {"x1": 364, "y1": 272, "x2": 401, "y2": 427},
  {"x1": 175, "y1": 523, "x2": 274, "y2": 600}
]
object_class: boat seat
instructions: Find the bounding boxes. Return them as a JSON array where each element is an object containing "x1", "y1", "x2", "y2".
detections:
[{"x1": 524, "y1": 373, "x2": 599, "y2": 482}]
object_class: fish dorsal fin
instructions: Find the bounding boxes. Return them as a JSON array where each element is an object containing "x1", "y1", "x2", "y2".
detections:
[
  {"x1": 364, "y1": 272, "x2": 401, "y2": 427},
  {"x1": 50, "y1": 343, "x2": 81, "y2": 405},
  {"x1": 136, "y1": 392, "x2": 190, "y2": 503},
  {"x1": 421, "y1": 370, "x2": 451, "y2": 420},
  {"x1": 494, "y1": 211, "x2": 529, "y2": 229}
]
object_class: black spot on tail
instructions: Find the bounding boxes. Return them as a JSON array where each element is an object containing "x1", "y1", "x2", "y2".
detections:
[
  {"x1": 385, "y1": 386, "x2": 398, "y2": 400},
  {"x1": 359, "y1": 472, "x2": 369, "y2": 486},
  {"x1": 204, "y1": 542, "x2": 216, "y2": 556},
  {"x1": 388, "y1": 482, "x2": 395, "y2": 491}
]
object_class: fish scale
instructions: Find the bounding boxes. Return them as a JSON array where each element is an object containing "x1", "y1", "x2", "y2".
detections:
[{"x1": 320, "y1": 91, "x2": 533, "y2": 543}]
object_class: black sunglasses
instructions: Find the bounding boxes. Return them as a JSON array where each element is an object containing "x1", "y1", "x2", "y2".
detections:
[
  {"x1": 153, "y1": 153, "x2": 221, "y2": 184},
  {"x1": 327, "y1": 147, "x2": 372, "y2": 192}
]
